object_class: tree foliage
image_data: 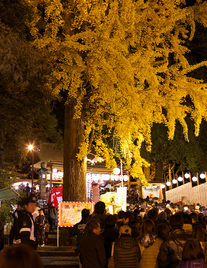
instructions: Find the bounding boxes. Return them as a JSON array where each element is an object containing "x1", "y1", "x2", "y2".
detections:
[{"x1": 20, "y1": 0, "x2": 207, "y2": 186}]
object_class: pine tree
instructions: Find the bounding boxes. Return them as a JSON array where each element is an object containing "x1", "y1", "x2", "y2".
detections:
[{"x1": 24, "y1": 0, "x2": 207, "y2": 200}]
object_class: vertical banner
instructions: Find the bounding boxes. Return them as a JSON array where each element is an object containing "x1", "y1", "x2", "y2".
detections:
[
  {"x1": 86, "y1": 173, "x2": 92, "y2": 201},
  {"x1": 91, "y1": 184, "x2": 100, "y2": 204},
  {"x1": 117, "y1": 187, "x2": 127, "y2": 211}
]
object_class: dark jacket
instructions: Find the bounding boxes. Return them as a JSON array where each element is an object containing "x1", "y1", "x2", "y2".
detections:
[
  {"x1": 36, "y1": 215, "x2": 46, "y2": 229},
  {"x1": 19, "y1": 211, "x2": 38, "y2": 249},
  {"x1": 157, "y1": 229, "x2": 191, "y2": 268},
  {"x1": 101, "y1": 226, "x2": 119, "y2": 259},
  {"x1": 181, "y1": 258, "x2": 206, "y2": 268},
  {"x1": 114, "y1": 234, "x2": 141, "y2": 268},
  {"x1": 71, "y1": 218, "x2": 88, "y2": 250},
  {"x1": 79, "y1": 232, "x2": 107, "y2": 268}
]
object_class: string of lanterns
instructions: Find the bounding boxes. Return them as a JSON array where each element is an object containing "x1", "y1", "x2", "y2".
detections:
[{"x1": 161, "y1": 172, "x2": 206, "y2": 189}]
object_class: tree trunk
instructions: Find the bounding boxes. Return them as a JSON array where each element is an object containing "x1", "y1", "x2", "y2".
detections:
[{"x1": 63, "y1": 98, "x2": 86, "y2": 201}]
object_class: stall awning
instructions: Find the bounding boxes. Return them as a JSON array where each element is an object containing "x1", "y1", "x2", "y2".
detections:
[{"x1": 0, "y1": 187, "x2": 20, "y2": 201}]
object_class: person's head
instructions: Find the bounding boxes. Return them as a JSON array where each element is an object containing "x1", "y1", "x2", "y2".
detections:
[
  {"x1": 123, "y1": 211, "x2": 134, "y2": 224},
  {"x1": 81, "y1": 209, "x2": 90, "y2": 219},
  {"x1": 156, "y1": 222, "x2": 170, "y2": 240},
  {"x1": 158, "y1": 211, "x2": 167, "y2": 222},
  {"x1": 0, "y1": 244, "x2": 43, "y2": 268},
  {"x1": 84, "y1": 219, "x2": 101, "y2": 236},
  {"x1": 117, "y1": 210, "x2": 125, "y2": 220},
  {"x1": 94, "y1": 201, "x2": 105, "y2": 215},
  {"x1": 192, "y1": 225, "x2": 206, "y2": 241},
  {"x1": 105, "y1": 214, "x2": 117, "y2": 228},
  {"x1": 23, "y1": 196, "x2": 36, "y2": 214},
  {"x1": 139, "y1": 219, "x2": 155, "y2": 239},
  {"x1": 190, "y1": 212, "x2": 198, "y2": 223},
  {"x1": 164, "y1": 208, "x2": 172, "y2": 220},
  {"x1": 182, "y1": 240, "x2": 204, "y2": 261},
  {"x1": 147, "y1": 208, "x2": 158, "y2": 222},
  {"x1": 39, "y1": 209, "x2": 44, "y2": 216},
  {"x1": 169, "y1": 213, "x2": 184, "y2": 230}
]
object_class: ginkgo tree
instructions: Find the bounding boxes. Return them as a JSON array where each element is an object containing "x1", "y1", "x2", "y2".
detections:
[{"x1": 24, "y1": 0, "x2": 207, "y2": 201}]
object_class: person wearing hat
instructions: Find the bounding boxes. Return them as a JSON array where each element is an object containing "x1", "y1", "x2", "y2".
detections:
[
  {"x1": 18, "y1": 196, "x2": 38, "y2": 249},
  {"x1": 114, "y1": 225, "x2": 141, "y2": 267}
]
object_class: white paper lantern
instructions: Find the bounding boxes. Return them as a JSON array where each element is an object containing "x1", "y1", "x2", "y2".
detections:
[
  {"x1": 184, "y1": 173, "x2": 190, "y2": 179},
  {"x1": 192, "y1": 176, "x2": 198, "y2": 182},
  {"x1": 172, "y1": 179, "x2": 177, "y2": 184},
  {"x1": 178, "y1": 176, "x2": 183, "y2": 182},
  {"x1": 200, "y1": 173, "x2": 206, "y2": 179}
]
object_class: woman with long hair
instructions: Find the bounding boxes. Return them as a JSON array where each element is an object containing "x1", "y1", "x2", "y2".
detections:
[{"x1": 137, "y1": 219, "x2": 162, "y2": 268}]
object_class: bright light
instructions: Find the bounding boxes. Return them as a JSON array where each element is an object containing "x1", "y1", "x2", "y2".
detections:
[
  {"x1": 184, "y1": 173, "x2": 190, "y2": 179},
  {"x1": 113, "y1": 167, "x2": 120, "y2": 175},
  {"x1": 200, "y1": 173, "x2": 206, "y2": 179},
  {"x1": 192, "y1": 176, "x2": 198, "y2": 182},
  {"x1": 172, "y1": 179, "x2": 177, "y2": 184},
  {"x1": 161, "y1": 184, "x2": 165, "y2": 189},
  {"x1": 178, "y1": 176, "x2": 183, "y2": 182},
  {"x1": 166, "y1": 181, "x2": 171, "y2": 186},
  {"x1": 28, "y1": 144, "x2": 34, "y2": 150}
]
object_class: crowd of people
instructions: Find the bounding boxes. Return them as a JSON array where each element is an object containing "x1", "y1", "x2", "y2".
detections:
[
  {"x1": 74, "y1": 200, "x2": 207, "y2": 268},
  {"x1": 0, "y1": 194, "x2": 207, "y2": 268}
]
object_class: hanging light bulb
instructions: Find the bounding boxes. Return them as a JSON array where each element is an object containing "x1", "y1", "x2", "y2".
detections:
[
  {"x1": 200, "y1": 173, "x2": 206, "y2": 179},
  {"x1": 192, "y1": 176, "x2": 198, "y2": 182},
  {"x1": 184, "y1": 173, "x2": 190, "y2": 179},
  {"x1": 178, "y1": 176, "x2": 183, "y2": 182}
]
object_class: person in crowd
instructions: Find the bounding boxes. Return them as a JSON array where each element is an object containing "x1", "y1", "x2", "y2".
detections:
[
  {"x1": 48, "y1": 202, "x2": 57, "y2": 232},
  {"x1": 190, "y1": 212, "x2": 199, "y2": 228},
  {"x1": 129, "y1": 218, "x2": 141, "y2": 238},
  {"x1": 0, "y1": 244, "x2": 43, "y2": 268},
  {"x1": 164, "y1": 208, "x2": 172, "y2": 221},
  {"x1": 92, "y1": 201, "x2": 107, "y2": 230},
  {"x1": 157, "y1": 211, "x2": 168, "y2": 225},
  {"x1": 180, "y1": 240, "x2": 206, "y2": 268},
  {"x1": 116, "y1": 210, "x2": 125, "y2": 229},
  {"x1": 123, "y1": 211, "x2": 134, "y2": 225},
  {"x1": 9, "y1": 200, "x2": 24, "y2": 245},
  {"x1": 18, "y1": 196, "x2": 38, "y2": 249},
  {"x1": 182, "y1": 212, "x2": 192, "y2": 234},
  {"x1": 114, "y1": 224, "x2": 141, "y2": 268},
  {"x1": 25, "y1": 183, "x2": 31, "y2": 197},
  {"x1": 79, "y1": 219, "x2": 107, "y2": 268},
  {"x1": 71, "y1": 208, "x2": 90, "y2": 254},
  {"x1": 36, "y1": 209, "x2": 46, "y2": 247},
  {"x1": 192, "y1": 225, "x2": 207, "y2": 263},
  {"x1": 101, "y1": 214, "x2": 119, "y2": 263},
  {"x1": 157, "y1": 213, "x2": 191, "y2": 268},
  {"x1": 137, "y1": 219, "x2": 160, "y2": 268},
  {"x1": 147, "y1": 208, "x2": 159, "y2": 223},
  {"x1": 156, "y1": 222, "x2": 170, "y2": 241}
]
